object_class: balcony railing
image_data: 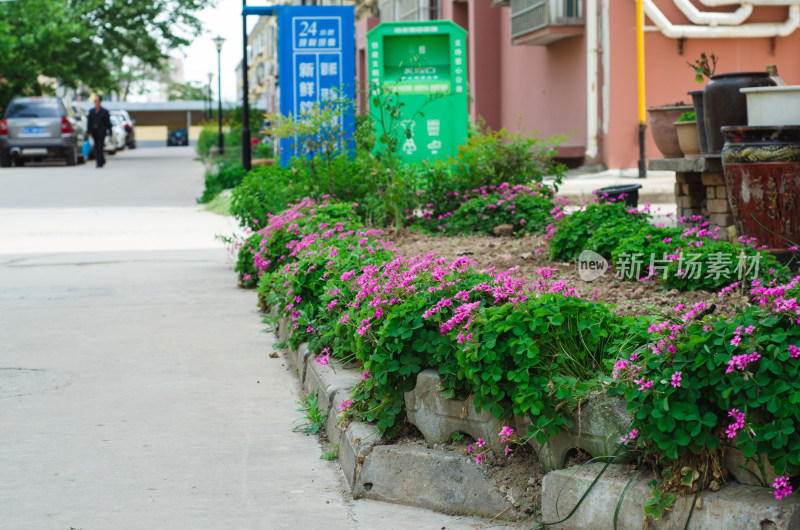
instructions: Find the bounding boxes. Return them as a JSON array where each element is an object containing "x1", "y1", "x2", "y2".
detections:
[{"x1": 510, "y1": 0, "x2": 584, "y2": 42}]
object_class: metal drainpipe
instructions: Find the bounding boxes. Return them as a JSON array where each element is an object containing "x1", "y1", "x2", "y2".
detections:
[{"x1": 585, "y1": 0, "x2": 599, "y2": 161}]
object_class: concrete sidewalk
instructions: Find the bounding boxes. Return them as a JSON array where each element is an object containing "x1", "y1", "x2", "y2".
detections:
[
  {"x1": 554, "y1": 167, "x2": 676, "y2": 205},
  {"x1": 0, "y1": 248, "x2": 515, "y2": 529}
]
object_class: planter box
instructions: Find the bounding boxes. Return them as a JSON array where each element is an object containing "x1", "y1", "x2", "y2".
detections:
[{"x1": 742, "y1": 86, "x2": 800, "y2": 126}]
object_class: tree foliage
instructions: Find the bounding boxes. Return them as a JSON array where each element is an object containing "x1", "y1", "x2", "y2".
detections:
[{"x1": 0, "y1": 0, "x2": 213, "y2": 111}]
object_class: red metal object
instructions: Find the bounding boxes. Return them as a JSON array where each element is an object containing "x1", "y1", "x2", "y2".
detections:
[{"x1": 721, "y1": 125, "x2": 800, "y2": 251}]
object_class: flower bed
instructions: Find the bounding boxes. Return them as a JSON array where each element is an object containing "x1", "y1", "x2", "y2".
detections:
[{"x1": 229, "y1": 190, "x2": 799, "y2": 519}]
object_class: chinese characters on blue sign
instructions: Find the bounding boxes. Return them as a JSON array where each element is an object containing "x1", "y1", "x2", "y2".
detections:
[{"x1": 278, "y1": 6, "x2": 355, "y2": 165}]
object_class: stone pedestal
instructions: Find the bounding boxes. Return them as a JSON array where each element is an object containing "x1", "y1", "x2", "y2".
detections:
[{"x1": 649, "y1": 156, "x2": 736, "y2": 232}]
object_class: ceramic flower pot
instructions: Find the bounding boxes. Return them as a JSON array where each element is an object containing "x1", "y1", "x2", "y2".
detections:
[
  {"x1": 721, "y1": 125, "x2": 800, "y2": 251},
  {"x1": 688, "y1": 90, "x2": 709, "y2": 153},
  {"x1": 674, "y1": 120, "x2": 701, "y2": 157},
  {"x1": 741, "y1": 85, "x2": 800, "y2": 126},
  {"x1": 704, "y1": 72, "x2": 777, "y2": 154},
  {"x1": 647, "y1": 104, "x2": 693, "y2": 158}
]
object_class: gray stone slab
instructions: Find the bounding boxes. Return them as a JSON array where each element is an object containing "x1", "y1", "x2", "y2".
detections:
[
  {"x1": 304, "y1": 359, "x2": 361, "y2": 411},
  {"x1": 353, "y1": 445, "x2": 512, "y2": 519},
  {"x1": 541, "y1": 463, "x2": 800, "y2": 529},
  {"x1": 649, "y1": 156, "x2": 723, "y2": 173},
  {"x1": 405, "y1": 369, "x2": 500, "y2": 448},
  {"x1": 339, "y1": 421, "x2": 382, "y2": 489}
]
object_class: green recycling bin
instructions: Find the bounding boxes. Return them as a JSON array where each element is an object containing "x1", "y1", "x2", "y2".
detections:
[{"x1": 367, "y1": 20, "x2": 468, "y2": 164}]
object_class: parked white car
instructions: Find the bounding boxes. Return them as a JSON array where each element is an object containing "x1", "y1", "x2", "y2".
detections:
[{"x1": 109, "y1": 115, "x2": 126, "y2": 152}]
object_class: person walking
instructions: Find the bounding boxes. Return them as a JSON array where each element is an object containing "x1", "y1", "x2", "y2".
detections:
[{"x1": 87, "y1": 95, "x2": 112, "y2": 168}]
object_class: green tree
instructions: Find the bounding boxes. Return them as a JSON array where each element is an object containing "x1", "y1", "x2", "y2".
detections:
[
  {"x1": 167, "y1": 80, "x2": 208, "y2": 101},
  {"x1": 0, "y1": 0, "x2": 212, "y2": 111}
]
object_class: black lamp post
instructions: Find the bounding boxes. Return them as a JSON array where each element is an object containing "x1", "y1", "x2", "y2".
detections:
[
  {"x1": 212, "y1": 35, "x2": 225, "y2": 155},
  {"x1": 241, "y1": 0, "x2": 251, "y2": 171}
]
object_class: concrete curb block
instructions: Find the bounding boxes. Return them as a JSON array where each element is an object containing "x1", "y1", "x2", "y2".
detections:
[
  {"x1": 353, "y1": 445, "x2": 512, "y2": 518},
  {"x1": 516, "y1": 396, "x2": 632, "y2": 472},
  {"x1": 404, "y1": 369, "x2": 501, "y2": 449},
  {"x1": 541, "y1": 463, "x2": 800, "y2": 529},
  {"x1": 339, "y1": 421, "x2": 382, "y2": 489},
  {"x1": 304, "y1": 358, "x2": 362, "y2": 411}
]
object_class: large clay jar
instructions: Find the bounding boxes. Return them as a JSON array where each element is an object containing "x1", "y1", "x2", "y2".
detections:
[
  {"x1": 704, "y1": 72, "x2": 777, "y2": 154},
  {"x1": 721, "y1": 125, "x2": 800, "y2": 252},
  {"x1": 688, "y1": 90, "x2": 709, "y2": 153},
  {"x1": 647, "y1": 104, "x2": 693, "y2": 158}
]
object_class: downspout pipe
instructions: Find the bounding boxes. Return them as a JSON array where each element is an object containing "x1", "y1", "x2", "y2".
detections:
[
  {"x1": 636, "y1": 0, "x2": 646, "y2": 179},
  {"x1": 673, "y1": 0, "x2": 753, "y2": 25},
  {"x1": 585, "y1": 0, "x2": 599, "y2": 160},
  {"x1": 643, "y1": 0, "x2": 800, "y2": 38}
]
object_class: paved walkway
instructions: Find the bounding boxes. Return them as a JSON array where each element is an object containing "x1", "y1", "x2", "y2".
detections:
[{"x1": 0, "y1": 148, "x2": 515, "y2": 529}]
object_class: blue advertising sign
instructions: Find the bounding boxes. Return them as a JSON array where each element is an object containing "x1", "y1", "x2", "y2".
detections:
[{"x1": 277, "y1": 5, "x2": 355, "y2": 165}]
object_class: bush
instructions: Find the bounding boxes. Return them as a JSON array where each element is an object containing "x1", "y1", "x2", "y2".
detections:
[
  {"x1": 198, "y1": 158, "x2": 247, "y2": 204},
  {"x1": 609, "y1": 274, "x2": 800, "y2": 481},
  {"x1": 550, "y1": 202, "x2": 651, "y2": 262},
  {"x1": 414, "y1": 127, "x2": 566, "y2": 226},
  {"x1": 611, "y1": 224, "x2": 789, "y2": 292},
  {"x1": 411, "y1": 182, "x2": 555, "y2": 236}
]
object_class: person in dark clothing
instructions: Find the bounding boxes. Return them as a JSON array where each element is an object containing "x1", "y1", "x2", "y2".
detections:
[{"x1": 87, "y1": 95, "x2": 112, "y2": 168}]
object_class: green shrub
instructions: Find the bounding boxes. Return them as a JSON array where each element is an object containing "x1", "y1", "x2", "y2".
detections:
[
  {"x1": 411, "y1": 183, "x2": 555, "y2": 236},
  {"x1": 198, "y1": 159, "x2": 247, "y2": 204},
  {"x1": 610, "y1": 274, "x2": 800, "y2": 480},
  {"x1": 611, "y1": 224, "x2": 789, "y2": 292},
  {"x1": 550, "y1": 202, "x2": 651, "y2": 262}
]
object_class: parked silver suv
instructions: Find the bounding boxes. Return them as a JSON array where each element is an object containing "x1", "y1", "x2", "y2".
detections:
[{"x1": 0, "y1": 97, "x2": 86, "y2": 167}]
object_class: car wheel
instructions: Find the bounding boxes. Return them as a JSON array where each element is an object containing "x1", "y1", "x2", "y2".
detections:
[
  {"x1": 66, "y1": 148, "x2": 77, "y2": 166},
  {"x1": 14, "y1": 157, "x2": 25, "y2": 167},
  {"x1": 129, "y1": 139, "x2": 136, "y2": 149},
  {"x1": 0, "y1": 149, "x2": 9, "y2": 168}
]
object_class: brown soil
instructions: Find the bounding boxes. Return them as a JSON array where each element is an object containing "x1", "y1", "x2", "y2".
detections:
[{"x1": 391, "y1": 230, "x2": 742, "y2": 319}]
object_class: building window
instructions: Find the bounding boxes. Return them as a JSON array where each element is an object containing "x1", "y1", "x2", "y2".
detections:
[{"x1": 379, "y1": 0, "x2": 440, "y2": 22}]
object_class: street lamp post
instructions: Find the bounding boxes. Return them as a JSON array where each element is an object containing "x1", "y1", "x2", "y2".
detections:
[
  {"x1": 212, "y1": 35, "x2": 225, "y2": 155},
  {"x1": 207, "y1": 72, "x2": 214, "y2": 121},
  {"x1": 241, "y1": 0, "x2": 251, "y2": 171}
]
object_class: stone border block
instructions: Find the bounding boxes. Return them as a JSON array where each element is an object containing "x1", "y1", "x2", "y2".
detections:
[
  {"x1": 339, "y1": 421, "x2": 382, "y2": 489},
  {"x1": 304, "y1": 358, "x2": 362, "y2": 411},
  {"x1": 353, "y1": 445, "x2": 512, "y2": 518},
  {"x1": 276, "y1": 316, "x2": 289, "y2": 344},
  {"x1": 404, "y1": 369, "x2": 500, "y2": 448},
  {"x1": 542, "y1": 463, "x2": 800, "y2": 529},
  {"x1": 516, "y1": 395, "x2": 631, "y2": 472},
  {"x1": 325, "y1": 389, "x2": 350, "y2": 447}
]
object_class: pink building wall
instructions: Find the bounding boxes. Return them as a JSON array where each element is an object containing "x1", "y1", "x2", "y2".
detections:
[
  {"x1": 606, "y1": 0, "x2": 800, "y2": 169},
  {"x1": 359, "y1": 1, "x2": 800, "y2": 169}
]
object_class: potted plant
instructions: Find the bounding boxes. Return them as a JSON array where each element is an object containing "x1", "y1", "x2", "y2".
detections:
[
  {"x1": 674, "y1": 111, "x2": 701, "y2": 157},
  {"x1": 686, "y1": 52, "x2": 717, "y2": 154},
  {"x1": 647, "y1": 102, "x2": 693, "y2": 158}
]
